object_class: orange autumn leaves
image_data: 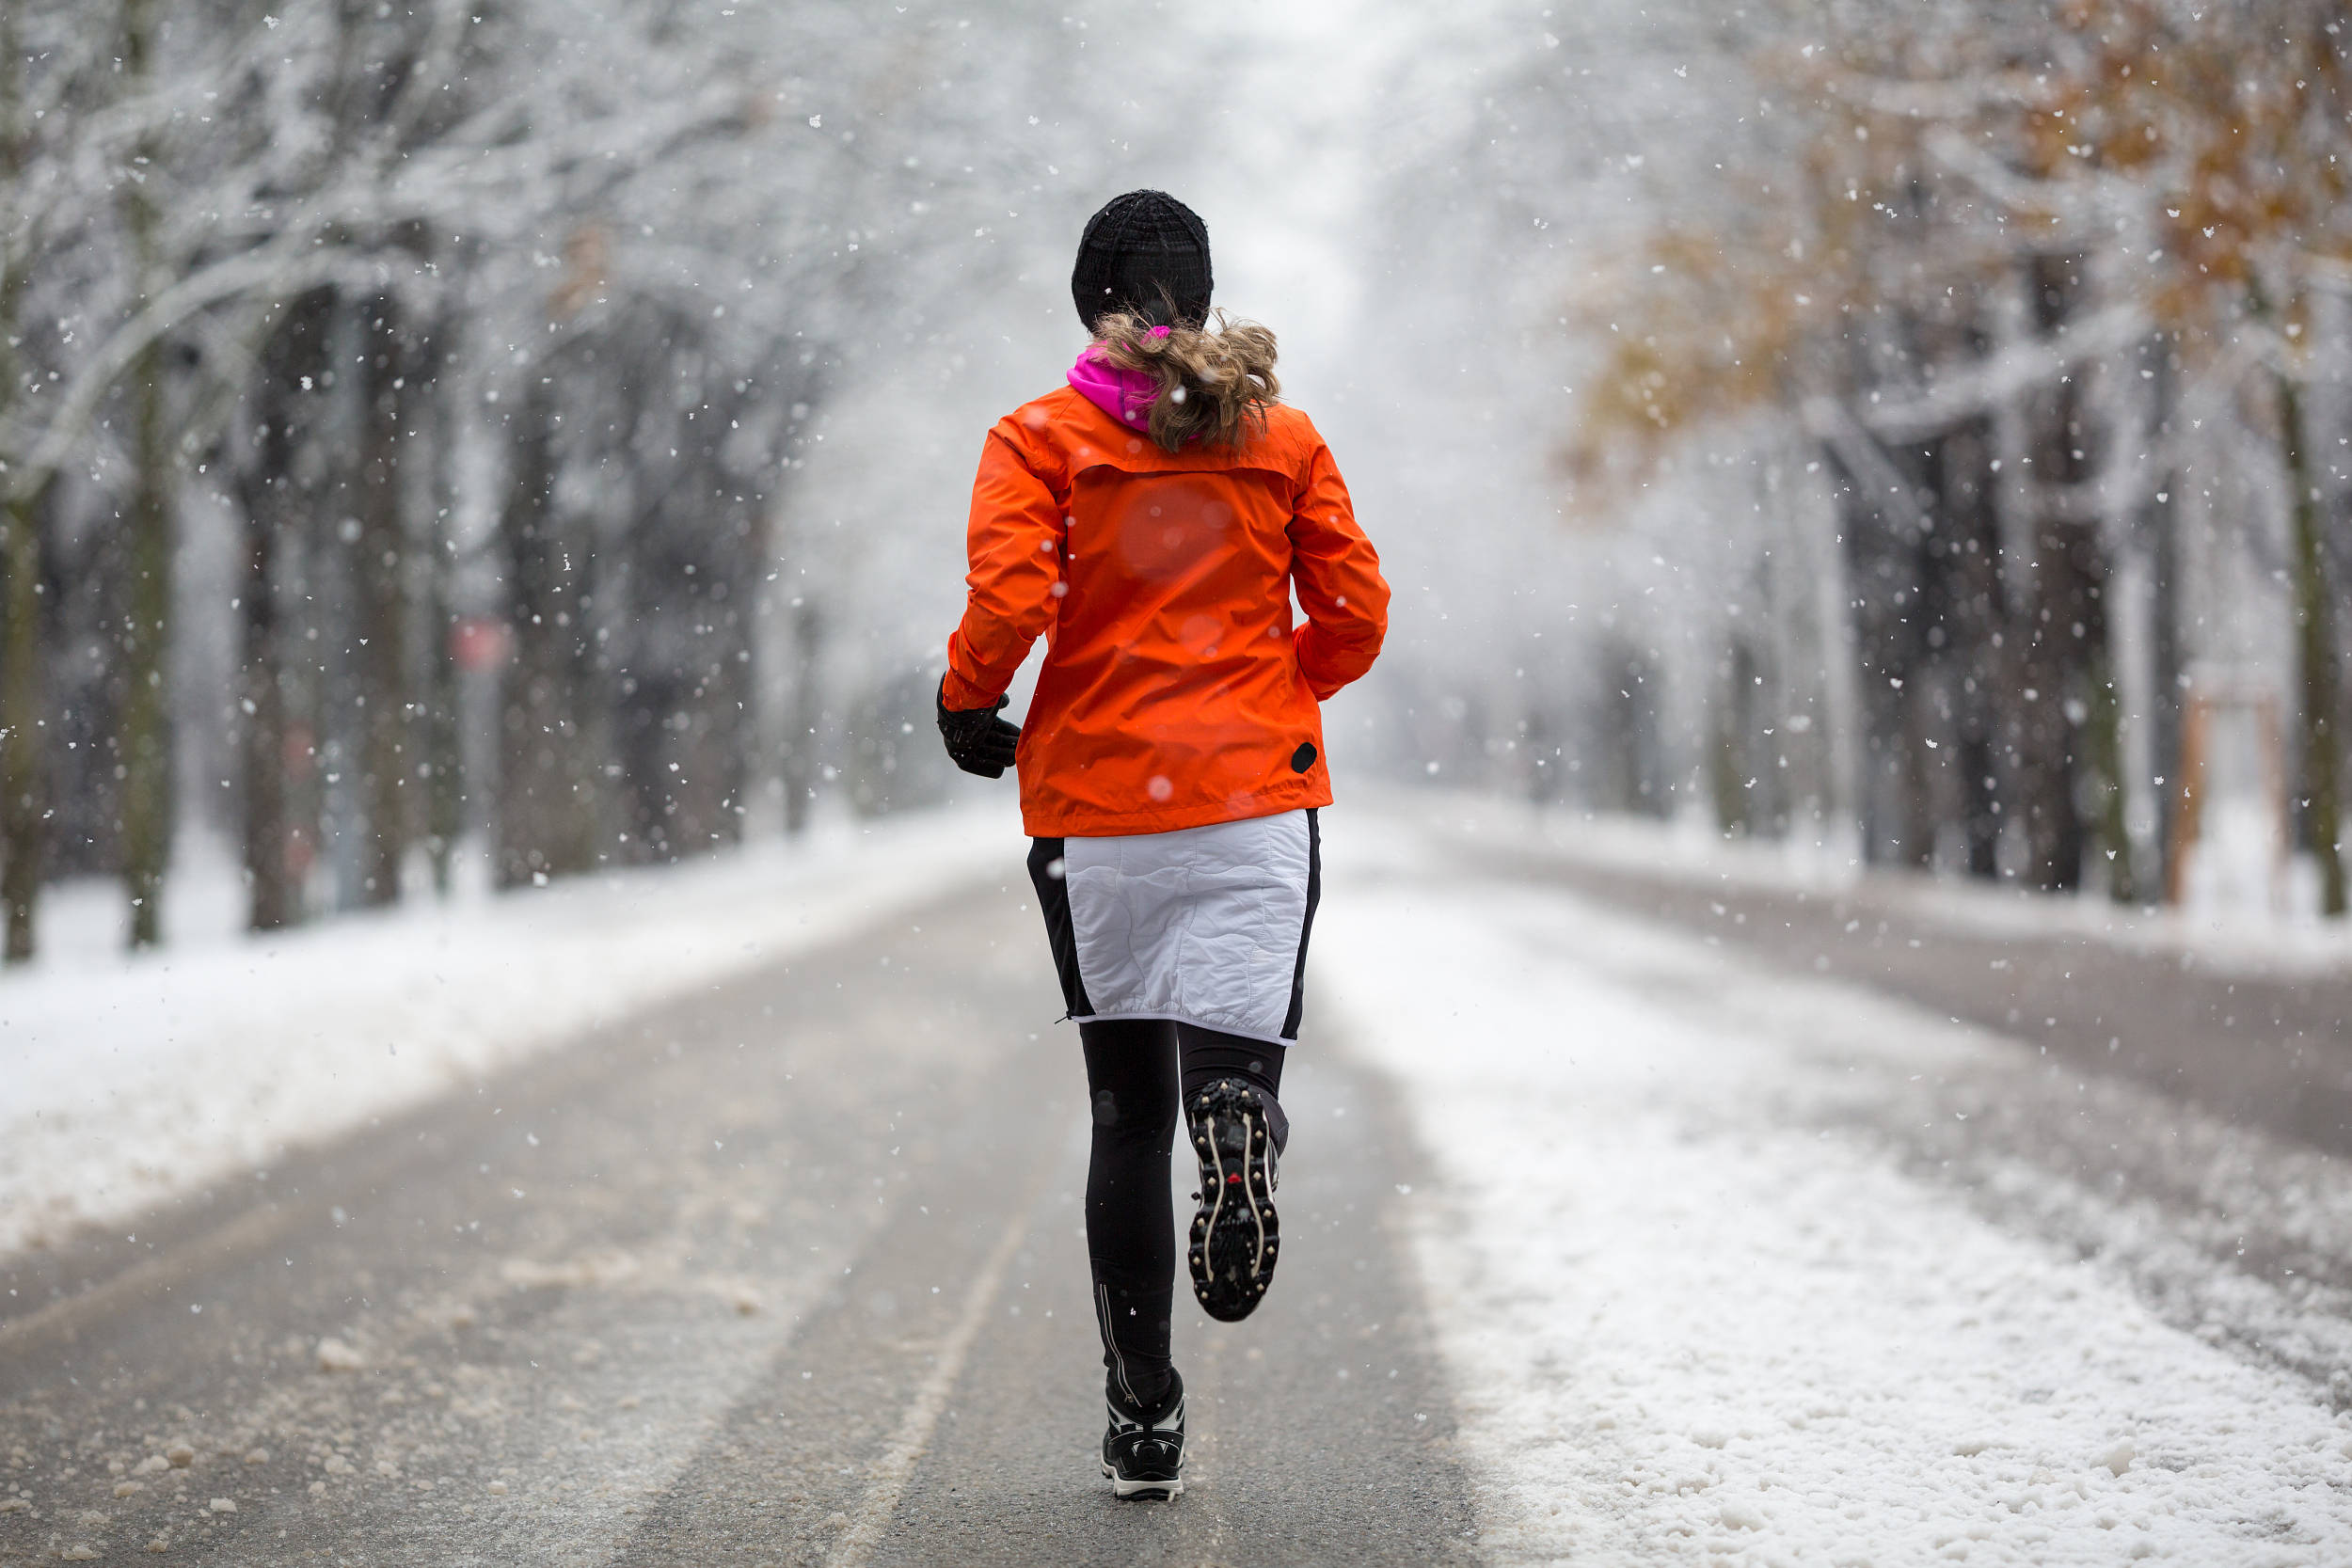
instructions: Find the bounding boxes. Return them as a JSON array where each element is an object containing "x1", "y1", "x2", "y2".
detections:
[{"x1": 1569, "y1": 0, "x2": 2352, "y2": 486}]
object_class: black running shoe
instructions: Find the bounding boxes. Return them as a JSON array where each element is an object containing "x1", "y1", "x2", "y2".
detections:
[
  {"x1": 1101, "y1": 1372, "x2": 1185, "y2": 1500},
  {"x1": 1186, "y1": 1078, "x2": 1281, "y2": 1323}
]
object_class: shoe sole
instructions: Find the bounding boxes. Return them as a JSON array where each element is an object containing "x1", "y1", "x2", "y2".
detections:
[
  {"x1": 1186, "y1": 1079, "x2": 1279, "y2": 1323},
  {"x1": 1100, "y1": 1461, "x2": 1184, "y2": 1500}
]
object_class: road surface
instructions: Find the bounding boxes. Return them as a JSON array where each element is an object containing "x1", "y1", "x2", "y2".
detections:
[
  {"x1": 8, "y1": 805, "x2": 2352, "y2": 1564},
  {"x1": 0, "y1": 875, "x2": 1476, "y2": 1565}
]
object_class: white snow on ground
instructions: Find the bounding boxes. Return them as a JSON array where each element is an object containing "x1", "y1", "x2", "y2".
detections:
[
  {"x1": 1319, "y1": 814, "x2": 2352, "y2": 1566},
  {"x1": 1403, "y1": 789, "x2": 2352, "y2": 980},
  {"x1": 0, "y1": 800, "x2": 1020, "y2": 1259}
]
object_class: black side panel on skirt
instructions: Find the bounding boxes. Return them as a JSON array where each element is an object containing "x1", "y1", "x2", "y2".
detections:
[
  {"x1": 1027, "y1": 835, "x2": 1095, "y2": 1019},
  {"x1": 1280, "y1": 807, "x2": 1322, "y2": 1040}
]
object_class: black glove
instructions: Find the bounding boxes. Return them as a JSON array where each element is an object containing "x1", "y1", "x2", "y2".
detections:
[{"x1": 936, "y1": 676, "x2": 1020, "y2": 778}]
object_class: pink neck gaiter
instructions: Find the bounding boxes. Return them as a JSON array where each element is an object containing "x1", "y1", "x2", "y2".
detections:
[{"x1": 1065, "y1": 330, "x2": 1169, "y2": 434}]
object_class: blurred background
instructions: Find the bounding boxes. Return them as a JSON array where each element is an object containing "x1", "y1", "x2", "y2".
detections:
[{"x1": 0, "y1": 0, "x2": 2345, "y2": 960}]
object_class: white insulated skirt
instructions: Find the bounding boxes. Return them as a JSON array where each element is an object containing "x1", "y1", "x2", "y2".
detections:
[{"x1": 1027, "y1": 809, "x2": 1321, "y2": 1044}]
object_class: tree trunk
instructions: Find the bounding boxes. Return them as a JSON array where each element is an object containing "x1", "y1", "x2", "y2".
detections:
[
  {"x1": 0, "y1": 484, "x2": 46, "y2": 962},
  {"x1": 117, "y1": 0, "x2": 172, "y2": 949},
  {"x1": 0, "y1": 8, "x2": 43, "y2": 962},
  {"x1": 355, "y1": 293, "x2": 412, "y2": 905},
  {"x1": 234, "y1": 293, "x2": 331, "y2": 931},
  {"x1": 1793, "y1": 452, "x2": 1864, "y2": 858},
  {"x1": 421, "y1": 333, "x2": 463, "y2": 895},
  {"x1": 422, "y1": 569, "x2": 462, "y2": 894},
  {"x1": 2093, "y1": 329, "x2": 2163, "y2": 905},
  {"x1": 2280, "y1": 370, "x2": 2347, "y2": 915},
  {"x1": 496, "y1": 386, "x2": 603, "y2": 886},
  {"x1": 1937, "y1": 418, "x2": 2006, "y2": 879},
  {"x1": 1994, "y1": 256, "x2": 2100, "y2": 893},
  {"x1": 2145, "y1": 343, "x2": 2185, "y2": 900},
  {"x1": 241, "y1": 493, "x2": 292, "y2": 930},
  {"x1": 2103, "y1": 542, "x2": 2159, "y2": 902},
  {"x1": 119, "y1": 334, "x2": 174, "y2": 948},
  {"x1": 781, "y1": 600, "x2": 822, "y2": 836}
]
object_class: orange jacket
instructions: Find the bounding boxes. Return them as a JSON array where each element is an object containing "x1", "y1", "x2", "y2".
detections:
[{"x1": 944, "y1": 385, "x2": 1388, "y2": 837}]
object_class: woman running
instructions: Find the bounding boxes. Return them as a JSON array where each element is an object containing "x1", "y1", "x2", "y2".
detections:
[{"x1": 934, "y1": 189, "x2": 1389, "y2": 1500}]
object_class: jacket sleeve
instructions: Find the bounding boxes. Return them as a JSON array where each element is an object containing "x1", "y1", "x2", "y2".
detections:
[
  {"x1": 1288, "y1": 437, "x2": 1389, "y2": 702},
  {"x1": 943, "y1": 423, "x2": 1065, "y2": 710}
]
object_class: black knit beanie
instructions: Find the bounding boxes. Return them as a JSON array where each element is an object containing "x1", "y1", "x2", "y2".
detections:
[{"x1": 1071, "y1": 190, "x2": 1213, "y2": 331}]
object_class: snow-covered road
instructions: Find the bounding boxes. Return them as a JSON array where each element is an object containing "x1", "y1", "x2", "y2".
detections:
[
  {"x1": 5, "y1": 798, "x2": 2350, "y2": 1564},
  {"x1": 1322, "y1": 812, "x2": 2352, "y2": 1565},
  {"x1": 0, "y1": 804, "x2": 1020, "y2": 1259},
  {"x1": 0, "y1": 817, "x2": 1472, "y2": 1565}
]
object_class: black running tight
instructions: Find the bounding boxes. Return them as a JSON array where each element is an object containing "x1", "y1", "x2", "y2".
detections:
[{"x1": 1082, "y1": 1018, "x2": 1284, "y2": 1410}]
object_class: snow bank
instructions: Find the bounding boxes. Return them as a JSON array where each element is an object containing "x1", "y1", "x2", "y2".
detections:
[
  {"x1": 0, "y1": 800, "x2": 1021, "y2": 1259},
  {"x1": 1319, "y1": 817, "x2": 2352, "y2": 1565},
  {"x1": 1403, "y1": 788, "x2": 2352, "y2": 980}
]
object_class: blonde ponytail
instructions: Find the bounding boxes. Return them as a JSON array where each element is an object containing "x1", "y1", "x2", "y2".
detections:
[{"x1": 1091, "y1": 309, "x2": 1280, "y2": 453}]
